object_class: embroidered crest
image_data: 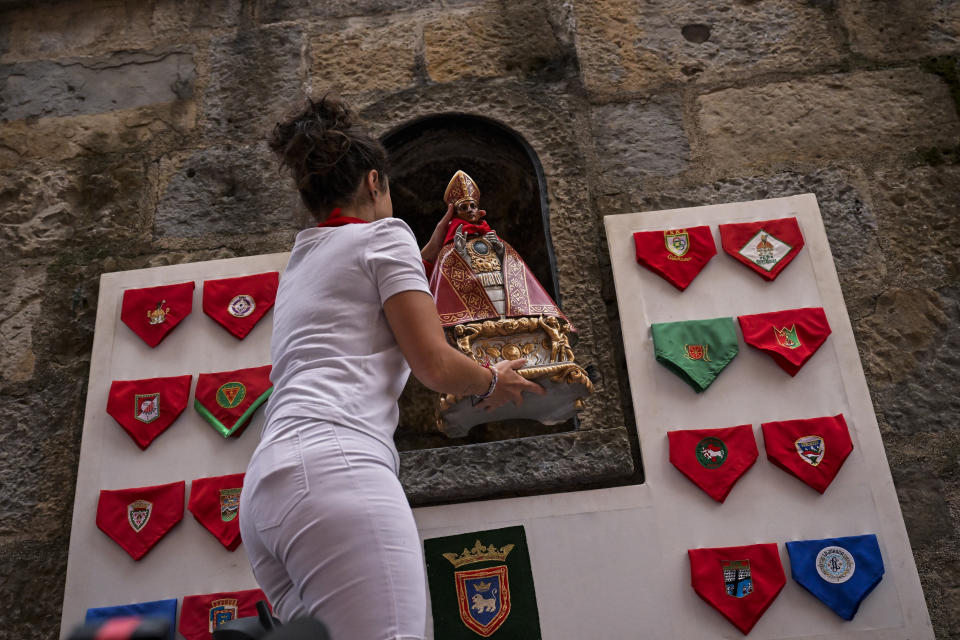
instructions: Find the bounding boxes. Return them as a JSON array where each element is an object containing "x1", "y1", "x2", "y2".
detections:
[
  {"x1": 219, "y1": 488, "x2": 241, "y2": 522},
  {"x1": 127, "y1": 499, "x2": 152, "y2": 532},
  {"x1": 134, "y1": 392, "x2": 160, "y2": 424},
  {"x1": 774, "y1": 325, "x2": 802, "y2": 350},
  {"x1": 723, "y1": 560, "x2": 753, "y2": 598},
  {"x1": 455, "y1": 566, "x2": 511, "y2": 637},
  {"x1": 738, "y1": 230, "x2": 793, "y2": 272},
  {"x1": 208, "y1": 598, "x2": 239, "y2": 632},
  {"x1": 664, "y1": 230, "x2": 691, "y2": 261},
  {"x1": 216, "y1": 382, "x2": 246, "y2": 409},
  {"x1": 146, "y1": 300, "x2": 171, "y2": 325},
  {"x1": 695, "y1": 437, "x2": 728, "y2": 469},
  {"x1": 683, "y1": 344, "x2": 711, "y2": 361},
  {"x1": 228, "y1": 294, "x2": 256, "y2": 318},
  {"x1": 816, "y1": 546, "x2": 855, "y2": 584},
  {"x1": 795, "y1": 435, "x2": 825, "y2": 466}
]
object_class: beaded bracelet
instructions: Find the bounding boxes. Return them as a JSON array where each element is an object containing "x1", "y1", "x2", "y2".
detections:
[{"x1": 471, "y1": 361, "x2": 498, "y2": 406}]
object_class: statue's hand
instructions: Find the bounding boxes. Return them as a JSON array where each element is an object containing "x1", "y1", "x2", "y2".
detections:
[{"x1": 421, "y1": 203, "x2": 454, "y2": 264}]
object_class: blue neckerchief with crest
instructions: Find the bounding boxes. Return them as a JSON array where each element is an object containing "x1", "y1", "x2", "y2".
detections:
[{"x1": 786, "y1": 534, "x2": 884, "y2": 620}]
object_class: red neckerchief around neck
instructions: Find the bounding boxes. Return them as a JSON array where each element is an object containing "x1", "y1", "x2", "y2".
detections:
[
  {"x1": 316, "y1": 207, "x2": 370, "y2": 228},
  {"x1": 443, "y1": 218, "x2": 493, "y2": 245}
]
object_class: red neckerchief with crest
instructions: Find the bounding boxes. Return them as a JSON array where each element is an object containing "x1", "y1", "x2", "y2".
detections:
[
  {"x1": 121, "y1": 282, "x2": 195, "y2": 347},
  {"x1": 668, "y1": 424, "x2": 758, "y2": 503},
  {"x1": 633, "y1": 226, "x2": 717, "y2": 291},
  {"x1": 194, "y1": 365, "x2": 273, "y2": 438},
  {"x1": 188, "y1": 473, "x2": 245, "y2": 551},
  {"x1": 719, "y1": 217, "x2": 805, "y2": 281},
  {"x1": 761, "y1": 414, "x2": 853, "y2": 493},
  {"x1": 738, "y1": 307, "x2": 832, "y2": 376},
  {"x1": 179, "y1": 589, "x2": 271, "y2": 640},
  {"x1": 96, "y1": 481, "x2": 185, "y2": 561},
  {"x1": 202, "y1": 272, "x2": 279, "y2": 340},
  {"x1": 689, "y1": 543, "x2": 786, "y2": 634},
  {"x1": 106, "y1": 375, "x2": 192, "y2": 450}
]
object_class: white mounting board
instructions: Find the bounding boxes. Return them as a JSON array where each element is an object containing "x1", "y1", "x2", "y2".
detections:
[{"x1": 62, "y1": 194, "x2": 933, "y2": 639}]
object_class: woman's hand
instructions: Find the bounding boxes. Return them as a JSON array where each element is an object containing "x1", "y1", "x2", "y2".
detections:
[
  {"x1": 421, "y1": 203, "x2": 454, "y2": 264},
  {"x1": 479, "y1": 359, "x2": 546, "y2": 411}
]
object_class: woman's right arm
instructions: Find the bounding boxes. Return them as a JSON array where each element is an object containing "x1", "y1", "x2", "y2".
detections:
[{"x1": 383, "y1": 290, "x2": 545, "y2": 410}]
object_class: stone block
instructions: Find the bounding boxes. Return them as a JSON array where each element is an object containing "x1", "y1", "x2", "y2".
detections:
[
  {"x1": 424, "y1": 2, "x2": 568, "y2": 83},
  {"x1": 695, "y1": 69, "x2": 960, "y2": 170},
  {"x1": 203, "y1": 25, "x2": 306, "y2": 139},
  {"x1": 0, "y1": 102, "x2": 196, "y2": 169},
  {"x1": 400, "y1": 426, "x2": 636, "y2": 504},
  {"x1": 0, "y1": 265, "x2": 46, "y2": 388},
  {"x1": 0, "y1": 51, "x2": 195, "y2": 121},
  {"x1": 590, "y1": 97, "x2": 689, "y2": 183},
  {"x1": 0, "y1": 538, "x2": 69, "y2": 640},
  {"x1": 839, "y1": 0, "x2": 960, "y2": 61},
  {"x1": 256, "y1": 0, "x2": 426, "y2": 23},
  {"x1": 309, "y1": 20, "x2": 419, "y2": 97},
  {"x1": 574, "y1": 0, "x2": 845, "y2": 97},
  {"x1": 154, "y1": 144, "x2": 301, "y2": 238},
  {"x1": 892, "y1": 467, "x2": 955, "y2": 548}
]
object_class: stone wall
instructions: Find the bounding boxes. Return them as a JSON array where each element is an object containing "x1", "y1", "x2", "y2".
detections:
[{"x1": 0, "y1": 0, "x2": 957, "y2": 638}]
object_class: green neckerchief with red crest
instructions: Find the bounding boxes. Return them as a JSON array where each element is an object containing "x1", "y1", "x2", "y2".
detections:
[{"x1": 651, "y1": 317, "x2": 739, "y2": 392}]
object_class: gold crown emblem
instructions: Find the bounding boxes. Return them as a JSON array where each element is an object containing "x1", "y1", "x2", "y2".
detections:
[
  {"x1": 474, "y1": 580, "x2": 492, "y2": 592},
  {"x1": 442, "y1": 539, "x2": 514, "y2": 568},
  {"x1": 443, "y1": 170, "x2": 481, "y2": 208}
]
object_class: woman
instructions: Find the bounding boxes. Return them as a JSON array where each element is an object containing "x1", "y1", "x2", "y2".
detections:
[{"x1": 238, "y1": 97, "x2": 543, "y2": 640}]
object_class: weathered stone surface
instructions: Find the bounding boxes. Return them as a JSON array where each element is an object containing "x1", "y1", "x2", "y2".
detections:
[
  {"x1": 256, "y1": 0, "x2": 427, "y2": 23},
  {"x1": 839, "y1": 0, "x2": 960, "y2": 61},
  {"x1": 203, "y1": 25, "x2": 305, "y2": 139},
  {"x1": 400, "y1": 427, "x2": 635, "y2": 504},
  {"x1": 574, "y1": 0, "x2": 845, "y2": 97},
  {"x1": 424, "y1": 2, "x2": 569, "y2": 83},
  {"x1": 590, "y1": 97, "x2": 689, "y2": 183},
  {"x1": 0, "y1": 102, "x2": 196, "y2": 169},
  {"x1": 0, "y1": 265, "x2": 45, "y2": 389},
  {"x1": 154, "y1": 144, "x2": 301, "y2": 237},
  {"x1": 893, "y1": 467, "x2": 955, "y2": 548},
  {"x1": 309, "y1": 20, "x2": 419, "y2": 96},
  {"x1": 857, "y1": 288, "x2": 959, "y2": 436},
  {"x1": 1, "y1": 51, "x2": 195, "y2": 121},
  {"x1": 0, "y1": 538, "x2": 70, "y2": 640},
  {"x1": 598, "y1": 167, "x2": 885, "y2": 319},
  {"x1": 867, "y1": 165, "x2": 960, "y2": 290},
  {"x1": 0, "y1": 158, "x2": 153, "y2": 258},
  {"x1": 696, "y1": 69, "x2": 960, "y2": 170}
]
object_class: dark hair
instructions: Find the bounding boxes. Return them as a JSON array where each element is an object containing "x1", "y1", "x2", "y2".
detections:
[{"x1": 269, "y1": 95, "x2": 389, "y2": 220}]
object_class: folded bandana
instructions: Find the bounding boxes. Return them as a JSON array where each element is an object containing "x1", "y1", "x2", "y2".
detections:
[
  {"x1": 85, "y1": 598, "x2": 178, "y2": 640},
  {"x1": 188, "y1": 473, "x2": 245, "y2": 551},
  {"x1": 719, "y1": 217, "x2": 805, "y2": 281},
  {"x1": 738, "y1": 307, "x2": 832, "y2": 376},
  {"x1": 106, "y1": 375, "x2": 192, "y2": 450},
  {"x1": 761, "y1": 414, "x2": 853, "y2": 493},
  {"x1": 651, "y1": 317, "x2": 739, "y2": 392},
  {"x1": 202, "y1": 272, "x2": 279, "y2": 340},
  {"x1": 689, "y1": 543, "x2": 785, "y2": 635},
  {"x1": 96, "y1": 481, "x2": 185, "y2": 561},
  {"x1": 633, "y1": 226, "x2": 717, "y2": 291},
  {"x1": 668, "y1": 425, "x2": 758, "y2": 503},
  {"x1": 179, "y1": 589, "x2": 271, "y2": 640},
  {"x1": 194, "y1": 365, "x2": 273, "y2": 438},
  {"x1": 786, "y1": 534, "x2": 884, "y2": 620},
  {"x1": 121, "y1": 282, "x2": 195, "y2": 348}
]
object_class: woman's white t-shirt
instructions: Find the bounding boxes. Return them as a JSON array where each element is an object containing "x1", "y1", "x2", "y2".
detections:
[{"x1": 262, "y1": 217, "x2": 431, "y2": 470}]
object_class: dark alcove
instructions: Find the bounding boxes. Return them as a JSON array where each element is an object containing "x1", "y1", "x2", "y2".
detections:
[{"x1": 382, "y1": 114, "x2": 570, "y2": 451}]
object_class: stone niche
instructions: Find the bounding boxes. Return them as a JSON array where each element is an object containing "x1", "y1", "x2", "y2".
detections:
[{"x1": 382, "y1": 114, "x2": 639, "y2": 505}]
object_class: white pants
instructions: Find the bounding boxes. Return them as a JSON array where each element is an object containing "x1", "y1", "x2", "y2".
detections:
[{"x1": 239, "y1": 417, "x2": 426, "y2": 640}]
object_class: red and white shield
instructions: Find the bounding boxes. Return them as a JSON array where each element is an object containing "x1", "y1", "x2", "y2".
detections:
[{"x1": 455, "y1": 565, "x2": 511, "y2": 637}]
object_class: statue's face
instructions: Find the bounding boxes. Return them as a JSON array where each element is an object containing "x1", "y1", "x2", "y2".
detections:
[{"x1": 456, "y1": 200, "x2": 483, "y2": 222}]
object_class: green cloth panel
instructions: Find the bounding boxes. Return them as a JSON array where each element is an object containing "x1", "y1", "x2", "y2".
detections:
[
  {"x1": 424, "y1": 525, "x2": 541, "y2": 639},
  {"x1": 651, "y1": 317, "x2": 739, "y2": 392}
]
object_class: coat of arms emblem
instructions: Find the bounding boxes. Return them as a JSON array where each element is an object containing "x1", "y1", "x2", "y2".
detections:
[
  {"x1": 738, "y1": 230, "x2": 792, "y2": 271},
  {"x1": 443, "y1": 540, "x2": 515, "y2": 637},
  {"x1": 795, "y1": 435, "x2": 825, "y2": 466},
  {"x1": 815, "y1": 546, "x2": 855, "y2": 584},
  {"x1": 664, "y1": 230, "x2": 690, "y2": 259},
  {"x1": 134, "y1": 392, "x2": 160, "y2": 424},
  {"x1": 774, "y1": 325, "x2": 802, "y2": 350},
  {"x1": 695, "y1": 437, "x2": 727, "y2": 469},
  {"x1": 723, "y1": 559, "x2": 753, "y2": 598},
  {"x1": 683, "y1": 344, "x2": 710, "y2": 361},
  {"x1": 219, "y1": 488, "x2": 241, "y2": 522},
  {"x1": 127, "y1": 499, "x2": 152, "y2": 532},
  {"x1": 228, "y1": 294, "x2": 256, "y2": 318},
  {"x1": 208, "y1": 598, "x2": 239, "y2": 632},
  {"x1": 146, "y1": 299, "x2": 171, "y2": 325},
  {"x1": 216, "y1": 382, "x2": 246, "y2": 409}
]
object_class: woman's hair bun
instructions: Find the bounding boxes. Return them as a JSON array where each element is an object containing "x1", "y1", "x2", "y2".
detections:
[{"x1": 269, "y1": 94, "x2": 388, "y2": 220}]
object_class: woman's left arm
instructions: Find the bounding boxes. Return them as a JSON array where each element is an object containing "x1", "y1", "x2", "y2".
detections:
[{"x1": 420, "y1": 204, "x2": 454, "y2": 264}]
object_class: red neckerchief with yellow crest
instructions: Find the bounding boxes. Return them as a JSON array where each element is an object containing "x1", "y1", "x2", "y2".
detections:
[
  {"x1": 738, "y1": 307, "x2": 832, "y2": 376},
  {"x1": 96, "y1": 480, "x2": 185, "y2": 561},
  {"x1": 719, "y1": 217, "x2": 805, "y2": 281},
  {"x1": 121, "y1": 282, "x2": 194, "y2": 347},
  {"x1": 188, "y1": 473, "x2": 245, "y2": 551},
  {"x1": 761, "y1": 414, "x2": 853, "y2": 494},
  {"x1": 179, "y1": 589, "x2": 271, "y2": 640},
  {"x1": 633, "y1": 226, "x2": 717, "y2": 291},
  {"x1": 194, "y1": 365, "x2": 273, "y2": 438}
]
